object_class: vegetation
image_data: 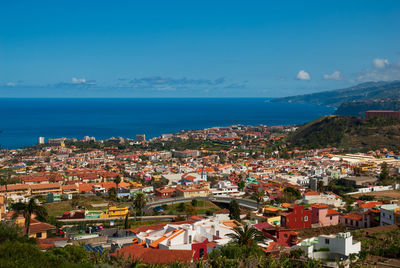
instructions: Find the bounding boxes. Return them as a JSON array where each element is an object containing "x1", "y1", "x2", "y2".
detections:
[
  {"x1": 133, "y1": 192, "x2": 147, "y2": 216},
  {"x1": 272, "y1": 80, "x2": 400, "y2": 107},
  {"x1": 289, "y1": 115, "x2": 400, "y2": 150},
  {"x1": 10, "y1": 197, "x2": 48, "y2": 236},
  {"x1": 228, "y1": 200, "x2": 240, "y2": 221},
  {"x1": 353, "y1": 228, "x2": 400, "y2": 260}
]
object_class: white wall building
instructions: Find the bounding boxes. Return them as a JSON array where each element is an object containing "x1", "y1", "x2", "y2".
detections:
[
  {"x1": 210, "y1": 181, "x2": 243, "y2": 197},
  {"x1": 299, "y1": 232, "x2": 361, "y2": 258},
  {"x1": 380, "y1": 204, "x2": 399, "y2": 226},
  {"x1": 302, "y1": 192, "x2": 344, "y2": 207},
  {"x1": 135, "y1": 218, "x2": 236, "y2": 253}
]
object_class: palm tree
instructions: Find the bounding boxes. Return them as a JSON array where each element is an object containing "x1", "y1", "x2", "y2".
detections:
[
  {"x1": 133, "y1": 192, "x2": 147, "y2": 216},
  {"x1": 10, "y1": 197, "x2": 48, "y2": 237},
  {"x1": 227, "y1": 225, "x2": 264, "y2": 247}
]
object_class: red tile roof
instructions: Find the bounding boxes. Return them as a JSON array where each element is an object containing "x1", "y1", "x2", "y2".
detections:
[
  {"x1": 304, "y1": 191, "x2": 319, "y2": 196},
  {"x1": 341, "y1": 213, "x2": 363, "y2": 221},
  {"x1": 327, "y1": 209, "x2": 340, "y2": 215},
  {"x1": 113, "y1": 244, "x2": 194, "y2": 264}
]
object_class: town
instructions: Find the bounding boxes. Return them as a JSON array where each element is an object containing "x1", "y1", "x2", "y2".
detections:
[{"x1": 1, "y1": 118, "x2": 400, "y2": 268}]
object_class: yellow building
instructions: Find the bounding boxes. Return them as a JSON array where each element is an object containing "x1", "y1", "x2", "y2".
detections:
[
  {"x1": 100, "y1": 205, "x2": 129, "y2": 218},
  {"x1": 176, "y1": 187, "x2": 210, "y2": 198}
]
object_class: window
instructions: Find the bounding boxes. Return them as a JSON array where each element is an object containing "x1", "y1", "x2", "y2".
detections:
[
  {"x1": 330, "y1": 216, "x2": 332, "y2": 220},
  {"x1": 304, "y1": 216, "x2": 308, "y2": 221},
  {"x1": 189, "y1": 235, "x2": 192, "y2": 244},
  {"x1": 325, "y1": 239, "x2": 330, "y2": 244},
  {"x1": 345, "y1": 219, "x2": 348, "y2": 224},
  {"x1": 36, "y1": 232, "x2": 42, "y2": 238},
  {"x1": 216, "y1": 231, "x2": 220, "y2": 237},
  {"x1": 199, "y1": 248, "x2": 204, "y2": 258}
]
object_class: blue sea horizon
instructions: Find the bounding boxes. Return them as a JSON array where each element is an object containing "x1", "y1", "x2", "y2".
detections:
[{"x1": 0, "y1": 98, "x2": 335, "y2": 149}]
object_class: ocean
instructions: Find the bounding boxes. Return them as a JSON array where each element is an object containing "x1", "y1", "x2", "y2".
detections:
[{"x1": 0, "y1": 98, "x2": 335, "y2": 149}]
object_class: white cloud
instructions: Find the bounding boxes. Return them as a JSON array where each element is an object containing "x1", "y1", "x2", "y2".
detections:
[
  {"x1": 6, "y1": 82, "x2": 16, "y2": 87},
  {"x1": 323, "y1": 70, "x2": 341, "y2": 80},
  {"x1": 72, "y1": 77, "x2": 87, "y2": 84},
  {"x1": 296, "y1": 70, "x2": 310, "y2": 80},
  {"x1": 356, "y1": 59, "x2": 400, "y2": 82},
  {"x1": 373, "y1": 58, "x2": 389, "y2": 69}
]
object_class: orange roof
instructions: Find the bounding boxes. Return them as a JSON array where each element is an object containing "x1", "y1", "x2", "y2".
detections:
[
  {"x1": 341, "y1": 213, "x2": 363, "y2": 221},
  {"x1": 359, "y1": 202, "x2": 382, "y2": 209},
  {"x1": 30, "y1": 183, "x2": 61, "y2": 190},
  {"x1": 304, "y1": 191, "x2": 320, "y2": 196},
  {"x1": 114, "y1": 244, "x2": 194, "y2": 264},
  {"x1": 312, "y1": 204, "x2": 328, "y2": 209},
  {"x1": 281, "y1": 203, "x2": 294, "y2": 208},
  {"x1": 327, "y1": 209, "x2": 340, "y2": 215}
]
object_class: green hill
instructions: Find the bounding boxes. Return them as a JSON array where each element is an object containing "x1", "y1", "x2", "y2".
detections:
[
  {"x1": 272, "y1": 80, "x2": 400, "y2": 107},
  {"x1": 335, "y1": 98, "x2": 400, "y2": 117},
  {"x1": 289, "y1": 115, "x2": 400, "y2": 150}
]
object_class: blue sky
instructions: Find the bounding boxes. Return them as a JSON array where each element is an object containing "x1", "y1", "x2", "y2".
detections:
[{"x1": 1, "y1": 0, "x2": 400, "y2": 97}]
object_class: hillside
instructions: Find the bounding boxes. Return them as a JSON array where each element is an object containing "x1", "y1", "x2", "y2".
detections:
[
  {"x1": 271, "y1": 80, "x2": 400, "y2": 107},
  {"x1": 289, "y1": 115, "x2": 400, "y2": 150},
  {"x1": 335, "y1": 99, "x2": 400, "y2": 117}
]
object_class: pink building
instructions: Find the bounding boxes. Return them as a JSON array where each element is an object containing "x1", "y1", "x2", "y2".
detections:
[{"x1": 311, "y1": 204, "x2": 340, "y2": 227}]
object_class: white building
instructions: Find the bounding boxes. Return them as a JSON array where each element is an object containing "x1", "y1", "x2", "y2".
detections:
[
  {"x1": 302, "y1": 192, "x2": 344, "y2": 207},
  {"x1": 210, "y1": 181, "x2": 244, "y2": 197},
  {"x1": 380, "y1": 204, "x2": 400, "y2": 226},
  {"x1": 38, "y1": 137, "x2": 45, "y2": 144},
  {"x1": 299, "y1": 232, "x2": 361, "y2": 258},
  {"x1": 135, "y1": 218, "x2": 237, "y2": 253}
]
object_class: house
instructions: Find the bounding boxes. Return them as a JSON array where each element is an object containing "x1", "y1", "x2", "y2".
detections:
[
  {"x1": 280, "y1": 205, "x2": 312, "y2": 229},
  {"x1": 311, "y1": 204, "x2": 340, "y2": 227},
  {"x1": 0, "y1": 184, "x2": 30, "y2": 196},
  {"x1": 132, "y1": 218, "x2": 237, "y2": 260},
  {"x1": 100, "y1": 206, "x2": 129, "y2": 218},
  {"x1": 30, "y1": 183, "x2": 62, "y2": 195},
  {"x1": 302, "y1": 191, "x2": 344, "y2": 207},
  {"x1": 358, "y1": 201, "x2": 382, "y2": 212},
  {"x1": 175, "y1": 185, "x2": 210, "y2": 198},
  {"x1": 26, "y1": 219, "x2": 56, "y2": 239},
  {"x1": 299, "y1": 232, "x2": 361, "y2": 259},
  {"x1": 339, "y1": 212, "x2": 371, "y2": 228},
  {"x1": 210, "y1": 181, "x2": 242, "y2": 197},
  {"x1": 46, "y1": 192, "x2": 61, "y2": 203},
  {"x1": 155, "y1": 186, "x2": 176, "y2": 198},
  {"x1": 113, "y1": 244, "x2": 195, "y2": 264},
  {"x1": 179, "y1": 173, "x2": 207, "y2": 185},
  {"x1": 260, "y1": 225, "x2": 298, "y2": 247},
  {"x1": 380, "y1": 204, "x2": 400, "y2": 226},
  {"x1": 213, "y1": 208, "x2": 230, "y2": 221},
  {"x1": 61, "y1": 184, "x2": 79, "y2": 194},
  {"x1": 342, "y1": 176, "x2": 378, "y2": 187}
]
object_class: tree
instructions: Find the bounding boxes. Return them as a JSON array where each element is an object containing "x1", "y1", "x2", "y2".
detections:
[
  {"x1": 133, "y1": 192, "x2": 147, "y2": 216},
  {"x1": 238, "y1": 180, "x2": 245, "y2": 191},
  {"x1": 191, "y1": 199, "x2": 198, "y2": 207},
  {"x1": 184, "y1": 204, "x2": 197, "y2": 218},
  {"x1": 124, "y1": 212, "x2": 130, "y2": 229},
  {"x1": 227, "y1": 225, "x2": 264, "y2": 247},
  {"x1": 317, "y1": 180, "x2": 324, "y2": 192},
  {"x1": 252, "y1": 191, "x2": 265, "y2": 207},
  {"x1": 108, "y1": 187, "x2": 117, "y2": 201},
  {"x1": 229, "y1": 200, "x2": 240, "y2": 221},
  {"x1": 379, "y1": 162, "x2": 390, "y2": 181},
  {"x1": 10, "y1": 198, "x2": 48, "y2": 237},
  {"x1": 114, "y1": 175, "x2": 122, "y2": 189},
  {"x1": 283, "y1": 187, "x2": 301, "y2": 199}
]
